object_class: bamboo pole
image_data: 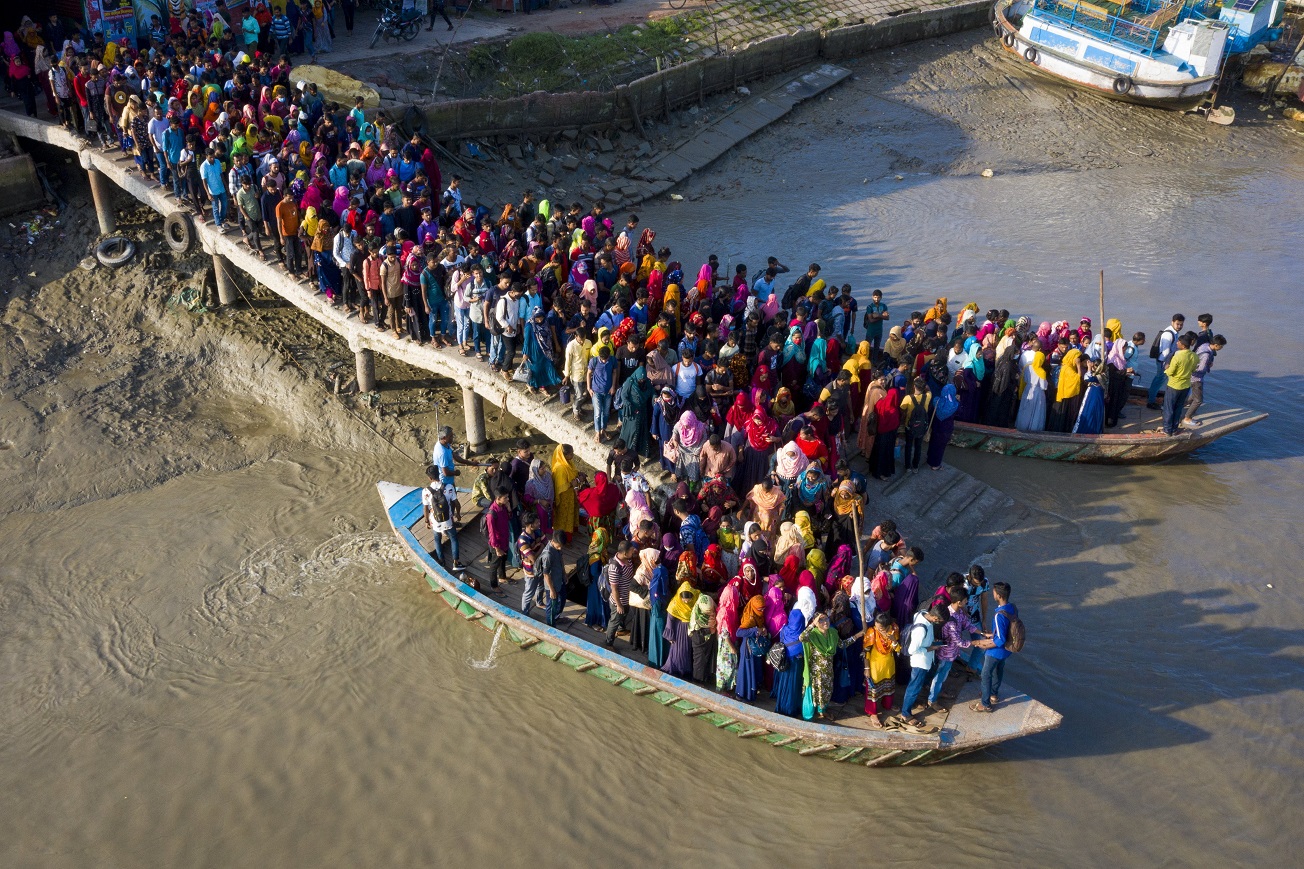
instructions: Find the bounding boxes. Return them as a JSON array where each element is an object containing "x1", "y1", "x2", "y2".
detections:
[{"x1": 851, "y1": 499, "x2": 867, "y2": 628}]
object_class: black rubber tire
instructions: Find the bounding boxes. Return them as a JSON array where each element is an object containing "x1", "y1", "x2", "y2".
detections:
[
  {"x1": 163, "y1": 211, "x2": 194, "y2": 254},
  {"x1": 993, "y1": 20, "x2": 1003, "y2": 38},
  {"x1": 110, "y1": 84, "x2": 130, "y2": 109},
  {"x1": 95, "y1": 236, "x2": 136, "y2": 269},
  {"x1": 1024, "y1": 47, "x2": 1039, "y2": 63},
  {"x1": 1113, "y1": 76, "x2": 1134, "y2": 94},
  {"x1": 1003, "y1": 32, "x2": 1016, "y2": 48},
  {"x1": 401, "y1": 21, "x2": 420, "y2": 41}
]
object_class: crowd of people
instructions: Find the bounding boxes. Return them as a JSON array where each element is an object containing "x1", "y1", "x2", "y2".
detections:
[{"x1": 7, "y1": 10, "x2": 1226, "y2": 730}]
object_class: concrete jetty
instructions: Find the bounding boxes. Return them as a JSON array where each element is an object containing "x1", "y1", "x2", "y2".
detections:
[{"x1": 0, "y1": 107, "x2": 618, "y2": 469}]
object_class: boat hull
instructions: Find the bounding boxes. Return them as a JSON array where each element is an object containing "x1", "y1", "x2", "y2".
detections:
[
  {"x1": 948, "y1": 397, "x2": 1267, "y2": 464},
  {"x1": 379, "y1": 482, "x2": 1062, "y2": 767},
  {"x1": 992, "y1": 0, "x2": 1218, "y2": 110}
]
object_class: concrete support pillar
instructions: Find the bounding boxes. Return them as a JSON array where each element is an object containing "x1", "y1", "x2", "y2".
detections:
[
  {"x1": 355, "y1": 347, "x2": 376, "y2": 394},
  {"x1": 463, "y1": 386, "x2": 487, "y2": 454},
  {"x1": 87, "y1": 166, "x2": 116, "y2": 235},
  {"x1": 212, "y1": 253, "x2": 238, "y2": 307}
]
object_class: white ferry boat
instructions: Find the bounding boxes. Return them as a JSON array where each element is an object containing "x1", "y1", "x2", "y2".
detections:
[{"x1": 992, "y1": 0, "x2": 1285, "y2": 108}]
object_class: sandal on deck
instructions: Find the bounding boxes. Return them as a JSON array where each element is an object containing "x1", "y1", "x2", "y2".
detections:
[{"x1": 969, "y1": 701, "x2": 993, "y2": 713}]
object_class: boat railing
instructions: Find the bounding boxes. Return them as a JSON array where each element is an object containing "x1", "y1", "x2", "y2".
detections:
[{"x1": 1029, "y1": 0, "x2": 1208, "y2": 55}]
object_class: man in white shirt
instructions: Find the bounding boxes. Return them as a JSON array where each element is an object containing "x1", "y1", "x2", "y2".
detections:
[{"x1": 900, "y1": 605, "x2": 947, "y2": 728}]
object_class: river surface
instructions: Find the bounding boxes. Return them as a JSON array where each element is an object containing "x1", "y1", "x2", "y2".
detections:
[{"x1": 3, "y1": 40, "x2": 1303, "y2": 868}]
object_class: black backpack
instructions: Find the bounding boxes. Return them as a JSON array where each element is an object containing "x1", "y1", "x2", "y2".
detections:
[{"x1": 1149, "y1": 327, "x2": 1173, "y2": 360}]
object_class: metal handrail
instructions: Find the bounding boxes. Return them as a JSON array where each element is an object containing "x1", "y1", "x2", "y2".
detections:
[{"x1": 1029, "y1": 0, "x2": 1213, "y2": 56}]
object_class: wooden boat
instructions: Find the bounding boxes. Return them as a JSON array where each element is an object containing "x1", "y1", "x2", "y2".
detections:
[
  {"x1": 380, "y1": 481, "x2": 1063, "y2": 767},
  {"x1": 948, "y1": 391, "x2": 1267, "y2": 463}
]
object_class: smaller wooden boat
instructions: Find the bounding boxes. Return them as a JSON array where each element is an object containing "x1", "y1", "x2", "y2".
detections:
[
  {"x1": 380, "y1": 482, "x2": 1063, "y2": 767},
  {"x1": 948, "y1": 392, "x2": 1266, "y2": 463}
]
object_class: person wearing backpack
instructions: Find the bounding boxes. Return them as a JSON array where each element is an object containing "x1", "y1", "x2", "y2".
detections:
[
  {"x1": 970, "y1": 581, "x2": 1022, "y2": 713},
  {"x1": 1146, "y1": 313, "x2": 1185, "y2": 409},
  {"x1": 899, "y1": 377, "x2": 932, "y2": 474}
]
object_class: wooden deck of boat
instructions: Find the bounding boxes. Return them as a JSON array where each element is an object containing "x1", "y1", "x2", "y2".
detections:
[{"x1": 405, "y1": 496, "x2": 1043, "y2": 743}]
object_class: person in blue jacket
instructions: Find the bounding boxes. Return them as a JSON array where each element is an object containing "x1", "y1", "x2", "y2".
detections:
[{"x1": 970, "y1": 581, "x2": 1017, "y2": 713}]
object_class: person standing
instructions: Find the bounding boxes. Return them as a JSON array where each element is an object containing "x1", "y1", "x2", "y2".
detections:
[
  {"x1": 603, "y1": 542, "x2": 636, "y2": 647},
  {"x1": 926, "y1": 594, "x2": 976, "y2": 712},
  {"x1": 1158, "y1": 333, "x2": 1197, "y2": 436},
  {"x1": 200, "y1": 149, "x2": 228, "y2": 230},
  {"x1": 1147, "y1": 313, "x2": 1184, "y2": 409},
  {"x1": 970, "y1": 582, "x2": 1018, "y2": 713},
  {"x1": 899, "y1": 604, "x2": 946, "y2": 727},
  {"x1": 1182, "y1": 335, "x2": 1225, "y2": 428},
  {"x1": 235, "y1": 175, "x2": 264, "y2": 256},
  {"x1": 862, "y1": 288, "x2": 888, "y2": 360},
  {"x1": 422, "y1": 465, "x2": 461, "y2": 571},
  {"x1": 427, "y1": 0, "x2": 454, "y2": 32},
  {"x1": 564, "y1": 326, "x2": 593, "y2": 419},
  {"x1": 535, "y1": 530, "x2": 568, "y2": 626},
  {"x1": 588, "y1": 344, "x2": 617, "y2": 444},
  {"x1": 484, "y1": 489, "x2": 513, "y2": 596},
  {"x1": 277, "y1": 190, "x2": 303, "y2": 275}
]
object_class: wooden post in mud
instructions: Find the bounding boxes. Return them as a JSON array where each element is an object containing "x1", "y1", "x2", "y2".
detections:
[
  {"x1": 212, "y1": 253, "x2": 238, "y2": 307},
  {"x1": 87, "y1": 166, "x2": 116, "y2": 235},
  {"x1": 355, "y1": 348, "x2": 376, "y2": 394},
  {"x1": 463, "y1": 386, "x2": 487, "y2": 454}
]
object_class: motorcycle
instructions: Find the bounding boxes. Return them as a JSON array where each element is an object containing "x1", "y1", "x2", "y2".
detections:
[{"x1": 369, "y1": 0, "x2": 422, "y2": 49}]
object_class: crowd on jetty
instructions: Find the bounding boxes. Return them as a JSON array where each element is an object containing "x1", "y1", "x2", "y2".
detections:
[{"x1": 6, "y1": 8, "x2": 1230, "y2": 727}]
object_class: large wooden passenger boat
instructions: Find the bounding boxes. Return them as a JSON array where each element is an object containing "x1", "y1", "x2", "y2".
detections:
[{"x1": 380, "y1": 482, "x2": 1062, "y2": 768}]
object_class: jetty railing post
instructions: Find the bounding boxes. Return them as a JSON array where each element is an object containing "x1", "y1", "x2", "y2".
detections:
[
  {"x1": 355, "y1": 347, "x2": 377, "y2": 393},
  {"x1": 211, "y1": 253, "x2": 239, "y2": 307},
  {"x1": 462, "y1": 386, "x2": 488, "y2": 454},
  {"x1": 86, "y1": 166, "x2": 116, "y2": 235}
]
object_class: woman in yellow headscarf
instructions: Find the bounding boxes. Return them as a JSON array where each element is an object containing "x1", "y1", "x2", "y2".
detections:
[
  {"x1": 804, "y1": 278, "x2": 827, "y2": 300},
  {"x1": 1016, "y1": 337, "x2": 1048, "y2": 432},
  {"x1": 1048, "y1": 344, "x2": 1084, "y2": 433},
  {"x1": 806, "y1": 548, "x2": 828, "y2": 586},
  {"x1": 924, "y1": 297, "x2": 948, "y2": 323},
  {"x1": 550, "y1": 444, "x2": 579, "y2": 535},
  {"x1": 793, "y1": 510, "x2": 816, "y2": 549},
  {"x1": 842, "y1": 340, "x2": 873, "y2": 416},
  {"x1": 589, "y1": 326, "x2": 614, "y2": 359},
  {"x1": 662, "y1": 581, "x2": 700, "y2": 678}
]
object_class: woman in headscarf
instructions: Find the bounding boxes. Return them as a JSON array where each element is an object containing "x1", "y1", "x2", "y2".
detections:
[
  {"x1": 863, "y1": 611, "x2": 902, "y2": 727},
  {"x1": 793, "y1": 467, "x2": 830, "y2": 517},
  {"x1": 884, "y1": 325, "x2": 908, "y2": 367},
  {"x1": 616, "y1": 365, "x2": 654, "y2": 458},
  {"x1": 688, "y1": 594, "x2": 718, "y2": 684},
  {"x1": 645, "y1": 548, "x2": 671, "y2": 668},
  {"x1": 699, "y1": 544, "x2": 728, "y2": 592},
  {"x1": 578, "y1": 470, "x2": 621, "y2": 541},
  {"x1": 800, "y1": 612, "x2": 839, "y2": 720},
  {"x1": 739, "y1": 406, "x2": 778, "y2": 491},
  {"x1": 983, "y1": 327, "x2": 1020, "y2": 428},
  {"x1": 772, "y1": 441, "x2": 809, "y2": 500},
  {"x1": 779, "y1": 553, "x2": 803, "y2": 595},
  {"x1": 585, "y1": 515, "x2": 612, "y2": 630},
  {"x1": 670, "y1": 409, "x2": 707, "y2": 483},
  {"x1": 772, "y1": 607, "x2": 807, "y2": 717},
  {"x1": 522, "y1": 459, "x2": 554, "y2": 536},
  {"x1": 857, "y1": 374, "x2": 888, "y2": 458},
  {"x1": 519, "y1": 307, "x2": 561, "y2": 393},
  {"x1": 713, "y1": 576, "x2": 742, "y2": 691},
  {"x1": 744, "y1": 477, "x2": 785, "y2": 540},
  {"x1": 806, "y1": 548, "x2": 828, "y2": 588},
  {"x1": 550, "y1": 444, "x2": 579, "y2": 538},
  {"x1": 924, "y1": 297, "x2": 948, "y2": 324},
  {"x1": 928, "y1": 383, "x2": 960, "y2": 471},
  {"x1": 773, "y1": 521, "x2": 806, "y2": 567},
  {"x1": 830, "y1": 575, "x2": 864, "y2": 704},
  {"x1": 779, "y1": 326, "x2": 807, "y2": 393},
  {"x1": 1101, "y1": 318, "x2": 1131, "y2": 429},
  {"x1": 1047, "y1": 342, "x2": 1084, "y2": 433},
  {"x1": 1016, "y1": 338, "x2": 1048, "y2": 432},
  {"x1": 635, "y1": 227, "x2": 656, "y2": 262},
  {"x1": 723, "y1": 392, "x2": 753, "y2": 444},
  {"x1": 1074, "y1": 368, "x2": 1106, "y2": 435},
  {"x1": 734, "y1": 594, "x2": 769, "y2": 701},
  {"x1": 873, "y1": 385, "x2": 901, "y2": 480},
  {"x1": 770, "y1": 387, "x2": 797, "y2": 431},
  {"x1": 662, "y1": 582, "x2": 699, "y2": 678},
  {"x1": 749, "y1": 362, "x2": 777, "y2": 411}
]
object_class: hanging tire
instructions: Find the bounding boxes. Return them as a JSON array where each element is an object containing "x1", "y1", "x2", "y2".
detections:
[
  {"x1": 163, "y1": 211, "x2": 194, "y2": 254},
  {"x1": 1113, "y1": 76, "x2": 1134, "y2": 95},
  {"x1": 95, "y1": 236, "x2": 136, "y2": 269},
  {"x1": 1003, "y1": 32, "x2": 1016, "y2": 48},
  {"x1": 993, "y1": 20, "x2": 1004, "y2": 38},
  {"x1": 1024, "y1": 47, "x2": 1039, "y2": 63},
  {"x1": 110, "y1": 84, "x2": 131, "y2": 109}
]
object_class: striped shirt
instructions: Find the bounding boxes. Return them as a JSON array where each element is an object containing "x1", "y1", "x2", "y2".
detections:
[{"x1": 606, "y1": 556, "x2": 634, "y2": 609}]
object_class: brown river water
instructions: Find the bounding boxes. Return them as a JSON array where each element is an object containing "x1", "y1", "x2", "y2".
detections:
[{"x1": 3, "y1": 35, "x2": 1302, "y2": 867}]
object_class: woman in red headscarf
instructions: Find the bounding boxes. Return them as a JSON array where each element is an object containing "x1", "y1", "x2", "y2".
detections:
[
  {"x1": 577, "y1": 471, "x2": 622, "y2": 539},
  {"x1": 872, "y1": 387, "x2": 901, "y2": 481},
  {"x1": 724, "y1": 392, "x2": 754, "y2": 441},
  {"x1": 740, "y1": 405, "x2": 778, "y2": 490},
  {"x1": 700, "y1": 544, "x2": 727, "y2": 592}
]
